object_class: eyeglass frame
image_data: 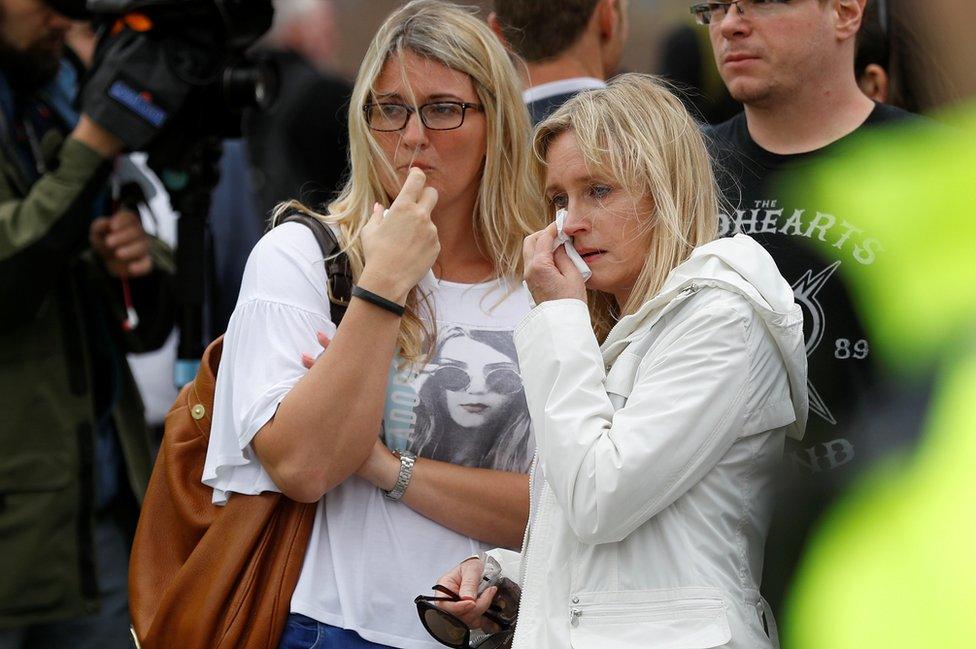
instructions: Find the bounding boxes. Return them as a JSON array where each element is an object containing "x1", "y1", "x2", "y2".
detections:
[
  {"x1": 429, "y1": 363, "x2": 523, "y2": 396},
  {"x1": 363, "y1": 101, "x2": 485, "y2": 132},
  {"x1": 689, "y1": 0, "x2": 794, "y2": 26},
  {"x1": 414, "y1": 584, "x2": 514, "y2": 649}
]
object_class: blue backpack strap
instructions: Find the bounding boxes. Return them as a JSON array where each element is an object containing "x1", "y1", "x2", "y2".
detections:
[{"x1": 274, "y1": 212, "x2": 352, "y2": 325}]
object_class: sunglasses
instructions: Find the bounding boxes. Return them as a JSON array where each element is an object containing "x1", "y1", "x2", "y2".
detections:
[
  {"x1": 415, "y1": 584, "x2": 519, "y2": 649},
  {"x1": 432, "y1": 365, "x2": 523, "y2": 395}
]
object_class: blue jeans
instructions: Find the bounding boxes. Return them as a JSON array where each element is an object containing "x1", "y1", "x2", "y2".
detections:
[{"x1": 277, "y1": 614, "x2": 397, "y2": 649}]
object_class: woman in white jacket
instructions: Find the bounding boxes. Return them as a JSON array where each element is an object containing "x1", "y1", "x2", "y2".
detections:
[{"x1": 430, "y1": 75, "x2": 808, "y2": 649}]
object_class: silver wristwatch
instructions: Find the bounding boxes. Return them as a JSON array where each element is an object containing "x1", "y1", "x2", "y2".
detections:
[{"x1": 383, "y1": 450, "x2": 417, "y2": 501}]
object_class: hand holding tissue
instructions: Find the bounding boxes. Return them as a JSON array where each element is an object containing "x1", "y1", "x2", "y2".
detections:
[{"x1": 553, "y1": 209, "x2": 592, "y2": 281}]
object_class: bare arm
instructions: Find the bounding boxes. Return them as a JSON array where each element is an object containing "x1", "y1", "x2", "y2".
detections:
[
  {"x1": 360, "y1": 445, "x2": 529, "y2": 550},
  {"x1": 252, "y1": 286, "x2": 404, "y2": 503},
  {"x1": 252, "y1": 168, "x2": 440, "y2": 503},
  {"x1": 296, "y1": 330, "x2": 531, "y2": 546}
]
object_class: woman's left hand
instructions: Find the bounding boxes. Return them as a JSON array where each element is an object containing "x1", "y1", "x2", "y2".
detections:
[
  {"x1": 522, "y1": 223, "x2": 586, "y2": 305},
  {"x1": 301, "y1": 332, "x2": 400, "y2": 491}
]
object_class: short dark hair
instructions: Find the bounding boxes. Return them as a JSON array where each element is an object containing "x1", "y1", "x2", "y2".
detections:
[{"x1": 492, "y1": 0, "x2": 601, "y2": 62}]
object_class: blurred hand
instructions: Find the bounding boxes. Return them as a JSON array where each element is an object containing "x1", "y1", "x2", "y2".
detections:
[
  {"x1": 433, "y1": 558, "x2": 499, "y2": 631},
  {"x1": 359, "y1": 167, "x2": 439, "y2": 303},
  {"x1": 89, "y1": 209, "x2": 152, "y2": 278},
  {"x1": 522, "y1": 223, "x2": 586, "y2": 304}
]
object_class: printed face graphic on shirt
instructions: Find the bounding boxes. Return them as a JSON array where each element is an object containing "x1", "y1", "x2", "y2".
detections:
[
  {"x1": 384, "y1": 326, "x2": 533, "y2": 473},
  {"x1": 433, "y1": 334, "x2": 523, "y2": 429}
]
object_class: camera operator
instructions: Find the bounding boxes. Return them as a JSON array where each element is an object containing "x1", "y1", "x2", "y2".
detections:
[{"x1": 0, "y1": 0, "x2": 176, "y2": 646}]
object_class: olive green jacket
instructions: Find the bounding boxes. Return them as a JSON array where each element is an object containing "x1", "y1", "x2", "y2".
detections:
[{"x1": 0, "y1": 123, "x2": 175, "y2": 626}]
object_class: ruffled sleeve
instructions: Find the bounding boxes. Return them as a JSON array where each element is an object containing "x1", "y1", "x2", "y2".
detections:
[{"x1": 202, "y1": 222, "x2": 337, "y2": 504}]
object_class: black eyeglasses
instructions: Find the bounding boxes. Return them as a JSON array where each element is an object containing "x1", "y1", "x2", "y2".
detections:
[
  {"x1": 690, "y1": 0, "x2": 793, "y2": 26},
  {"x1": 363, "y1": 101, "x2": 484, "y2": 132},
  {"x1": 415, "y1": 584, "x2": 517, "y2": 649},
  {"x1": 432, "y1": 365, "x2": 523, "y2": 395}
]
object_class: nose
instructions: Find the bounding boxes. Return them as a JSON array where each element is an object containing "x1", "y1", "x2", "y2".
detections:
[
  {"x1": 399, "y1": 110, "x2": 429, "y2": 149},
  {"x1": 561, "y1": 207, "x2": 590, "y2": 238},
  {"x1": 718, "y1": 1, "x2": 751, "y2": 39}
]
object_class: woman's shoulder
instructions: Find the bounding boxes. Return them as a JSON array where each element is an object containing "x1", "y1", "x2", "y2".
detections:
[
  {"x1": 655, "y1": 286, "x2": 759, "y2": 336},
  {"x1": 237, "y1": 221, "x2": 332, "y2": 310}
]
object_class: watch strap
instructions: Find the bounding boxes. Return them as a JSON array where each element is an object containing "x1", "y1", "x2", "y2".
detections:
[{"x1": 384, "y1": 450, "x2": 417, "y2": 501}]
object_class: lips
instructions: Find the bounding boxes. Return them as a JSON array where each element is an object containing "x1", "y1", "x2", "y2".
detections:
[
  {"x1": 575, "y1": 247, "x2": 607, "y2": 261},
  {"x1": 461, "y1": 403, "x2": 488, "y2": 414},
  {"x1": 399, "y1": 162, "x2": 434, "y2": 172},
  {"x1": 724, "y1": 53, "x2": 760, "y2": 65}
]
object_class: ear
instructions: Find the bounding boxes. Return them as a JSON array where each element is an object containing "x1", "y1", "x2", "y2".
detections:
[
  {"x1": 487, "y1": 12, "x2": 511, "y2": 50},
  {"x1": 857, "y1": 63, "x2": 890, "y2": 103},
  {"x1": 596, "y1": 0, "x2": 622, "y2": 43},
  {"x1": 834, "y1": 0, "x2": 867, "y2": 41}
]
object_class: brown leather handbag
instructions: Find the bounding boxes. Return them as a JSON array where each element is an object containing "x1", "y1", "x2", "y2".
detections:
[
  {"x1": 129, "y1": 214, "x2": 352, "y2": 649},
  {"x1": 129, "y1": 336, "x2": 317, "y2": 649}
]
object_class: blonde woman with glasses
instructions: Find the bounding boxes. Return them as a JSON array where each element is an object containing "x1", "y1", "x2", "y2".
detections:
[
  {"x1": 201, "y1": 1, "x2": 545, "y2": 647},
  {"x1": 433, "y1": 74, "x2": 808, "y2": 649}
]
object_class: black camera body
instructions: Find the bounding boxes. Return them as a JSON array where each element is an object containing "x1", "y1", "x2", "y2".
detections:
[{"x1": 56, "y1": 0, "x2": 276, "y2": 156}]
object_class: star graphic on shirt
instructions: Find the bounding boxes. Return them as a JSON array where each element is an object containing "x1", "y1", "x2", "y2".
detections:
[{"x1": 792, "y1": 262, "x2": 841, "y2": 425}]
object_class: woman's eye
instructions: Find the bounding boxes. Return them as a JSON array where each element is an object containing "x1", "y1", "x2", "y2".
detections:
[
  {"x1": 590, "y1": 185, "x2": 612, "y2": 200},
  {"x1": 549, "y1": 194, "x2": 568, "y2": 209}
]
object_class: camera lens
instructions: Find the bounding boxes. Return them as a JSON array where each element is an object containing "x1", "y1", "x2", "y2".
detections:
[{"x1": 222, "y1": 59, "x2": 278, "y2": 110}]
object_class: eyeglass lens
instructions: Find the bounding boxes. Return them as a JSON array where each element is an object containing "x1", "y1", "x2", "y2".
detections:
[
  {"x1": 692, "y1": 0, "x2": 791, "y2": 26},
  {"x1": 422, "y1": 606, "x2": 469, "y2": 647},
  {"x1": 432, "y1": 365, "x2": 523, "y2": 395}
]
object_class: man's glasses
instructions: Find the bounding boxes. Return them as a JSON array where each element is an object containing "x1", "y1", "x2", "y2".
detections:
[
  {"x1": 690, "y1": 0, "x2": 793, "y2": 26},
  {"x1": 364, "y1": 101, "x2": 484, "y2": 132},
  {"x1": 432, "y1": 365, "x2": 523, "y2": 395},
  {"x1": 415, "y1": 584, "x2": 516, "y2": 649}
]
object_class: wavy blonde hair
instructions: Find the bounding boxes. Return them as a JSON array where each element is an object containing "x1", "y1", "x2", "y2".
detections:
[
  {"x1": 532, "y1": 74, "x2": 719, "y2": 341},
  {"x1": 275, "y1": 0, "x2": 543, "y2": 363}
]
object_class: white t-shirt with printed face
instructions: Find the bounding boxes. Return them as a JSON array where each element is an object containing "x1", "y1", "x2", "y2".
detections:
[{"x1": 202, "y1": 222, "x2": 534, "y2": 649}]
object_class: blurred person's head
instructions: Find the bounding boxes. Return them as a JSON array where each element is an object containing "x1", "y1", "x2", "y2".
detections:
[
  {"x1": 267, "y1": 0, "x2": 338, "y2": 71},
  {"x1": 0, "y1": 0, "x2": 71, "y2": 93},
  {"x1": 697, "y1": 0, "x2": 867, "y2": 109},
  {"x1": 532, "y1": 74, "x2": 719, "y2": 339},
  {"x1": 279, "y1": 0, "x2": 543, "y2": 362},
  {"x1": 855, "y1": 0, "x2": 889, "y2": 103},
  {"x1": 488, "y1": 0, "x2": 628, "y2": 81},
  {"x1": 889, "y1": 0, "x2": 971, "y2": 111}
]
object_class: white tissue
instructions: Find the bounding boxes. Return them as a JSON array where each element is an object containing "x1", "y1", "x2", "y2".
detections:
[{"x1": 553, "y1": 209, "x2": 592, "y2": 281}]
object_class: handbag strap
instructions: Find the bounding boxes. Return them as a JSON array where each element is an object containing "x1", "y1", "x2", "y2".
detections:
[{"x1": 273, "y1": 212, "x2": 352, "y2": 325}]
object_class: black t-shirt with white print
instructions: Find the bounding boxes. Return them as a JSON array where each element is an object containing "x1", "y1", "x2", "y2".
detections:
[{"x1": 704, "y1": 102, "x2": 915, "y2": 612}]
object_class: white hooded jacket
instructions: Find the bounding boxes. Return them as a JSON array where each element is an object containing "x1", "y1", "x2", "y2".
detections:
[{"x1": 487, "y1": 234, "x2": 808, "y2": 649}]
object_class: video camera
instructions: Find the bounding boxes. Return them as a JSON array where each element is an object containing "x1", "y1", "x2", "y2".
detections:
[
  {"x1": 49, "y1": 0, "x2": 276, "y2": 160},
  {"x1": 48, "y1": 0, "x2": 278, "y2": 385}
]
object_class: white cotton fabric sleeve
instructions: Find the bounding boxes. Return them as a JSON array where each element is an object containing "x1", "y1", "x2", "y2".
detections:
[{"x1": 202, "y1": 222, "x2": 338, "y2": 504}]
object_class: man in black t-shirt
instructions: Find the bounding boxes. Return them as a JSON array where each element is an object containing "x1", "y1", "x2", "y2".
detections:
[{"x1": 691, "y1": 0, "x2": 916, "y2": 619}]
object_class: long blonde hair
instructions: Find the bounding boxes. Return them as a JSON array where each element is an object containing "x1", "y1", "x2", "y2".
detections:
[
  {"x1": 532, "y1": 74, "x2": 720, "y2": 342},
  {"x1": 275, "y1": 0, "x2": 543, "y2": 363}
]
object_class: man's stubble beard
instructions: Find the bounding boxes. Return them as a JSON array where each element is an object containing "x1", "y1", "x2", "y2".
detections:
[{"x1": 0, "y1": 31, "x2": 64, "y2": 96}]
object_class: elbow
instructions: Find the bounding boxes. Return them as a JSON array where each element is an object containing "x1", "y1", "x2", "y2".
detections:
[{"x1": 267, "y1": 462, "x2": 334, "y2": 504}]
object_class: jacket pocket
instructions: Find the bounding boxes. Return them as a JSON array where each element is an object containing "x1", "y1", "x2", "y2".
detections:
[
  {"x1": 568, "y1": 588, "x2": 731, "y2": 649},
  {"x1": 0, "y1": 454, "x2": 75, "y2": 616}
]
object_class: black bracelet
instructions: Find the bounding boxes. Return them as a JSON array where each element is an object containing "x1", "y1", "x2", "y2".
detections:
[{"x1": 352, "y1": 285, "x2": 406, "y2": 317}]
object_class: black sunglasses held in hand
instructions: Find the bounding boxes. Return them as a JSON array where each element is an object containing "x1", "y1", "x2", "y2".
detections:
[{"x1": 415, "y1": 583, "x2": 519, "y2": 649}]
